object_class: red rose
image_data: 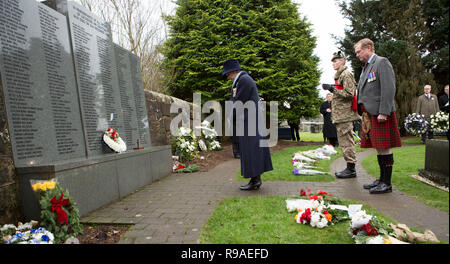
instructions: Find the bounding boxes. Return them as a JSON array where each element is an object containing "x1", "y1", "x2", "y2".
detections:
[
  {"x1": 300, "y1": 189, "x2": 306, "y2": 196},
  {"x1": 300, "y1": 208, "x2": 311, "y2": 223},
  {"x1": 309, "y1": 195, "x2": 319, "y2": 201},
  {"x1": 361, "y1": 223, "x2": 378, "y2": 236}
]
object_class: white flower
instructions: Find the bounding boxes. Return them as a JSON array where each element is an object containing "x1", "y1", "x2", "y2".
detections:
[
  {"x1": 350, "y1": 210, "x2": 372, "y2": 229},
  {"x1": 198, "y1": 140, "x2": 207, "y2": 151}
]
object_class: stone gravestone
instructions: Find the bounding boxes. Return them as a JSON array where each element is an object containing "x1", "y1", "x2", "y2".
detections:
[
  {"x1": 418, "y1": 139, "x2": 449, "y2": 187},
  {"x1": 0, "y1": 0, "x2": 171, "y2": 221}
]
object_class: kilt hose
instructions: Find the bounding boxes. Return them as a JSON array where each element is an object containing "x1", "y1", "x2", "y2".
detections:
[{"x1": 360, "y1": 105, "x2": 402, "y2": 149}]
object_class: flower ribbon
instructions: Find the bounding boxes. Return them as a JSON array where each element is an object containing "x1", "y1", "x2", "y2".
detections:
[{"x1": 50, "y1": 193, "x2": 70, "y2": 225}]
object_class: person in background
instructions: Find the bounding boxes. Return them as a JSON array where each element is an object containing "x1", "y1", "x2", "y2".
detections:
[
  {"x1": 320, "y1": 93, "x2": 338, "y2": 147},
  {"x1": 354, "y1": 38, "x2": 402, "y2": 194},
  {"x1": 438, "y1": 85, "x2": 449, "y2": 140},
  {"x1": 416, "y1": 84, "x2": 440, "y2": 144},
  {"x1": 438, "y1": 84, "x2": 449, "y2": 112},
  {"x1": 288, "y1": 118, "x2": 300, "y2": 142}
]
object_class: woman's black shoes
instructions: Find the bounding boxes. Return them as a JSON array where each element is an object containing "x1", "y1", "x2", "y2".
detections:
[{"x1": 240, "y1": 177, "x2": 261, "y2": 191}]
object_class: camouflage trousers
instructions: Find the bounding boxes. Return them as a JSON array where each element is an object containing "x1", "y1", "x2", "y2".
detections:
[{"x1": 335, "y1": 121, "x2": 356, "y2": 163}]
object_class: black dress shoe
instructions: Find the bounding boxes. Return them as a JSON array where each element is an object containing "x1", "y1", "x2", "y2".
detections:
[
  {"x1": 363, "y1": 179, "x2": 380, "y2": 189},
  {"x1": 369, "y1": 182, "x2": 392, "y2": 194},
  {"x1": 234, "y1": 154, "x2": 241, "y2": 159},
  {"x1": 240, "y1": 178, "x2": 261, "y2": 191},
  {"x1": 335, "y1": 168, "x2": 356, "y2": 178}
]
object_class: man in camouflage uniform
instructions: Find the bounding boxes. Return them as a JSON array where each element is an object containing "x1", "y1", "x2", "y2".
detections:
[{"x1": 323, "y1": 51, "x2": 361, "y2": 178}]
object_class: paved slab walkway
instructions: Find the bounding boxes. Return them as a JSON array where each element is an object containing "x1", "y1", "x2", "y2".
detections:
[{"x1": 81, "y1": 149, "x2": 449, "y2": 244}]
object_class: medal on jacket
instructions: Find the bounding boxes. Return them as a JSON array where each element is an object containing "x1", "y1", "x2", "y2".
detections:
[{"x1": 368, "y1": 72, "x2": 376, "y2": 82}]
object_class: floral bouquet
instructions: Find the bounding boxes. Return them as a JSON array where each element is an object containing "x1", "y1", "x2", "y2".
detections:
[
  {"x1": 195, "y1": 120, "x2": 222, "y2": 151},
  {"x1": 292, "y1": 189, "x2": 349, "y2": 229},
  {"x1": 103, "y1": 128, "x2": 127, "y2": 153},
  {"x1": 1, "y1": 221, "x2": 54, "y2": 244},
  {"x1": 429, "y1": 111, "x2": 449, "y2": 133},
  {"x1": 349, "y1": 210, "x2": 396, "y2": 244},
  {"x1": 294, "y1": 200, "x2": 331, "y2": 228},
  {"x1": 404, "y1": 113, "x2": 429, "y2": 136},
  {"x1": 172, "y1": 127, "x2": 198, "y2": 162},
  {"x1": 31, "y1": 180, "x2": 82, "y2": 244}
]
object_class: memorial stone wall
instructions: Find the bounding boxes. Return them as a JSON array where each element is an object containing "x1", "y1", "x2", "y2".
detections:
[
  {"x1": 0, "y1": 0, "x2": 151, "y2": 166},
  {"x1": 0, "y1": 0, "x2": 169, "y2": 221}
]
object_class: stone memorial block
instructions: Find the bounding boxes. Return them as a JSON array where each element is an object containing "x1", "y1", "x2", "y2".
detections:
[
  {"x1": 66, "y1": 1, "x2": 125, "y2": 156},
  {"x1": 0, "y1": 0, "x2": 86, "y2": 166},
  {"x1": 113, "y1": 44, "x2": 139, "y2": 148},
  {"x1": 129, "y1": 52, "x2": 151, "y2": 148},
  {"x1": 113, "y1": 44, "x2": 151, "y2": 149}
]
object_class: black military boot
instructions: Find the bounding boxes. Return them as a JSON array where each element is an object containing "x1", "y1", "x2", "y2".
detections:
[
  {"x1": 363, "y1": 155, "x2": 383, "y2": 189},
  {"x1": 370, "y1": 154, "x2": 393, "y2": 194},
  {"x1": 335, "y1": 163, "x2": 356, "y2": 178},
  {"x1": 240, "y1": 175, "x2": 262, "y2": 191}
]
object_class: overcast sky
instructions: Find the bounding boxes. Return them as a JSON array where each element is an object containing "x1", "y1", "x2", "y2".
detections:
[{"x1": 294, "y1": 0, "x2": 351, "y2": 98}]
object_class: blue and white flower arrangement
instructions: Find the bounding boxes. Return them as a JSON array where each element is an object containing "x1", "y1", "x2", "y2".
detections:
[
  {"x1": 404, "y1": 113, "x2": 429, "y2": 136},
  {"x1": 1, "y1": 221, "x2": 54, "y2": 244}
]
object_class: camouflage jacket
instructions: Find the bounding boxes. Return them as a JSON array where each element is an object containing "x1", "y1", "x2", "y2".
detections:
[{"x1": 331, "y1": 66, "x2": 361, "y2": 124}]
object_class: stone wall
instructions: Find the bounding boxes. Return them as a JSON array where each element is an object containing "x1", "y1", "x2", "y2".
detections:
[
  {"x1": 0, "y1": 74, "x2": 21, "y2": 225},
  {"x1": 145, "y1": 90, "x2": 193, "y2": 147}
]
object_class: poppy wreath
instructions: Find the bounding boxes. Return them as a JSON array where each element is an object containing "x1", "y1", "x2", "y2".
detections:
[
  {"x1": 35, "y1": 181, "x2": 83, "y2": 243},
  {"x1": 103, "y1": 128, "x2": 127, "y2": 153}
]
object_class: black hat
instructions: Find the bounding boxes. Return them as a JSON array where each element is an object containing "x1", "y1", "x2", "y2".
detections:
[{"x1": 222, "y1": 58, "x2": 243, "y2": 76}]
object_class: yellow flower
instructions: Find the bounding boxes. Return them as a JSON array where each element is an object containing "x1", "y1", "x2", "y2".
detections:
[
  {"x1": 32, "y1": 182, "x2": 41, "y2": 191},
  {"x1": 384, "y1": 238, "x2": 392, "y2": 244},
  {"x1": 44, "y1": 181, "x2": 56, "y2": 190},
  {"x1": 39, "y1": 184, "x2": 47, "y2": 191}
]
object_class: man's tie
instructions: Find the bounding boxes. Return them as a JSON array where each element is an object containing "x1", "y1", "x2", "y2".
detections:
[{"x1": 363, "y1": 63, "x2": 368, "y2": 73}]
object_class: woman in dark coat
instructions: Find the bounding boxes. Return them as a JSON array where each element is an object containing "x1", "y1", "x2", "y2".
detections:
[
  {"x1": 320, "y1": 93, "x2": 338, "y2": 147},
  {"x1": 222, "y1": 58, "x2": 273, "y2": 191}
]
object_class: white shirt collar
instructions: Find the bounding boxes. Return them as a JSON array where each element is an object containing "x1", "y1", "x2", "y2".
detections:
[
  {"x1": 232, "y1": 71, "x2": 244, "y2": 88},
  {"x1": 367, "y1": 53, "x2": 376, "y2": 64}
]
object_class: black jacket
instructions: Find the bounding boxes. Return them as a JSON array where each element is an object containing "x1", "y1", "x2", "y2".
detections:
[
  {"x1": 320, "y1": 101, "x2": 337, "y2": 138},
  {"x1": 231, "y1": 72, "x2": 273, "y2": 178}
]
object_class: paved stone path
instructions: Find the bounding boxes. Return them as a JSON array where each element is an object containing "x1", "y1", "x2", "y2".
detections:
[{"x1": 81, "y1": 149, "x2": 449, "y2": 243}]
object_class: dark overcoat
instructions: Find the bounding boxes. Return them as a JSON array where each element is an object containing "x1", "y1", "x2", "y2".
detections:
[
  {"x1": 232, "y1": 72, "x2": 273, "y2": 178},
  {"x1": 320, "y1": 101, "x2": 337, "y2": 139}
]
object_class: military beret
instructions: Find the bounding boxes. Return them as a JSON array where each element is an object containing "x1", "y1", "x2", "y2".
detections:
[{"x1": 331, "y1": 51, "x2": 345, "y2": 61}]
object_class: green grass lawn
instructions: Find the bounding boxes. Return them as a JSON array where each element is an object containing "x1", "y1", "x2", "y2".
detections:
[
  {"x1": 236, "y1": 145, "x2": 339, "y2": 182},
  {"x1": 199, "y1": 196, "x2": 398, "y2": 244},
  {"x1": 362, "y1": 145, "x2": 449, "y2": 213},
  {"x1": 297, "y1": 132, "x2": 326, "y2": 142},
  {"x1": 401, "y1": 136, "x2": 447, "y2": 145}
]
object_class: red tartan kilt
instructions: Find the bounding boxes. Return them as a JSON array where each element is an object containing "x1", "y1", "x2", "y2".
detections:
[{"x1": 360, "y1": 107, "x2": 402, "y2": 149}]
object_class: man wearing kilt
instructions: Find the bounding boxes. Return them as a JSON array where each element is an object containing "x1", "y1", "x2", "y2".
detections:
[{"x1": 354, "y1": 38, "x2": 402, "y2": 194}]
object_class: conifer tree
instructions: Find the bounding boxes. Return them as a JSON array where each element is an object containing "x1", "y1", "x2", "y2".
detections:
[
  {"x1": 336, "y1": 0, "x2": 439, "y2": 135},
  {"x1": 161, "y1": 0, "x2": 321, "y2": 121}
]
